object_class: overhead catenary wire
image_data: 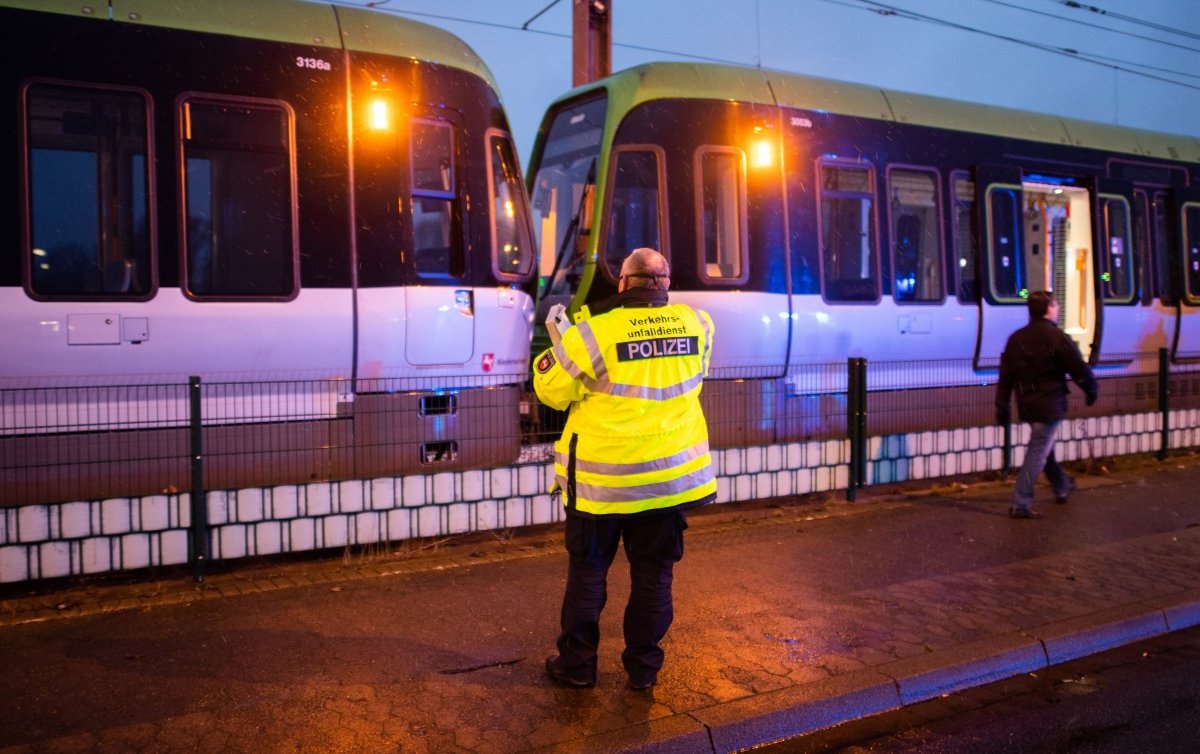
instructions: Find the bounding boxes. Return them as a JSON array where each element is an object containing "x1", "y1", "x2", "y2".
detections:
[
  {"x1": 1048, "y1": 0, "x2": 1200, "y2": 43},
  {"x1": 981, "y1": 0, "x2": 1200, "y2": 54},
  {"x1": 334, "y1": 0, "x2": 1200, "y2": 94},
  {"x1": 829, "y1": 0, "x2": 1200, "y2": 93},
  {"x1": 522, "y1": 0, "x2": 563, "y2": 31},
  {"x1": 326, "y1": 0, "x2": 748, "y2": 66}
]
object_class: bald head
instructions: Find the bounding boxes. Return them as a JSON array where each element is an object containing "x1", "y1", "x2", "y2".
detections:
[{"x1": 619, "y1": 248, "x2": 670, "y2": 291}]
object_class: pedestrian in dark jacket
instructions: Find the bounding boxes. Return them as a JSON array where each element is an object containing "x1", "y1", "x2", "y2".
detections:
[{"x1": 996, "y1": 291, "x2": 1098, "y2": 519}]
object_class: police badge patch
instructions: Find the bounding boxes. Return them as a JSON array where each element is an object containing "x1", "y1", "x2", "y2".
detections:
[{"x1": 536, "y1": 351, "x2": 556, "y2": 373}]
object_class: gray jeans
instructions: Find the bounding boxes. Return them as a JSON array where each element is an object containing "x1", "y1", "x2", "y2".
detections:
[{"x1": 1012, "y1": 420, "x2": 1071, "y2": 509}]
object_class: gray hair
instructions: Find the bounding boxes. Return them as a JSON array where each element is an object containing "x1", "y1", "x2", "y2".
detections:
[{"x1": 620, "y1": 247, "x2": 670, "y2": 290}]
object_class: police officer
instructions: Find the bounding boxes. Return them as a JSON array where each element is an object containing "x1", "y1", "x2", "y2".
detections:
[
  {"x1": 996, "y1": 291, "x2": 1097, "y2": 519},
  {"x1": 533, "y1": 247, "x2": 716, "y2": 691}
]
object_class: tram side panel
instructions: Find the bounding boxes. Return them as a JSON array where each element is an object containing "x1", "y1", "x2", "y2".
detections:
[
  {"x1": 0, "y1": 6, "x2": 537, "y2": 504},
  {"x1": 780, "y1": 106, "x2": 980, "y2": 367},
  {"x1": 348, "y1": 48, "x2": 536, "y2": 477},
  {"x1": 1, "y1": 7, "x2": 355, "y2": 387},
  {"x1": 596, "y1": 97, "x2": 790, "y2": 447}
]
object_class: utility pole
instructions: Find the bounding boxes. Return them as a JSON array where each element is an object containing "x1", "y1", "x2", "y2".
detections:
[{"x1": 572, "y1": 0, "x2": 611, "y2": 86}]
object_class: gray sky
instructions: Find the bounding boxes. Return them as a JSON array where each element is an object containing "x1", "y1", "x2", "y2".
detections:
[{"x1": 326, "y1": 0, "x2": 1200, "y2": 161}]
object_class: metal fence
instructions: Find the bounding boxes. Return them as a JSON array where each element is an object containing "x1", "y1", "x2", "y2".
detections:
[{"x1": 2, "y1": 350, "x2": 1195, "y2": 513}]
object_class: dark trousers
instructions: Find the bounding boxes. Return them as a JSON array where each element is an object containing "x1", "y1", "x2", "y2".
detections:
[{"x1": 556, "y1": 508, "x2": 688, "y2": 683}]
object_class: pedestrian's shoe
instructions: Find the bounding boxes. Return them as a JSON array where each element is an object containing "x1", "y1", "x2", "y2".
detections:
[
  {"x1": 544, "y1": 656, "x2": 594, "y2": 688},
  {"x1": 1009, "y1": 506, "x2": 1044, "y2": 519},
  {"x1": 626, "y1": 675, "x2": 657, "y2": 691},
  {"x1": 1055, "y1": 478, "x2": 1076, "y2": 505}
]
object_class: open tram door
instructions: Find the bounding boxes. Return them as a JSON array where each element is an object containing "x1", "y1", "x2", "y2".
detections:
[
  {"x1": 973, "y1": 165, "x2": 1098, "y2": 369},
  {"x1": 1170, "y1": 187, "x2": 1200, "y2": 359},
  {"x1": 1087, "y1": 178, "x2": 1139, "y2": 362}
]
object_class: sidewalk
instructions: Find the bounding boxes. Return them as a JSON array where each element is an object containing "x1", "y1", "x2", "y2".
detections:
[{"x1": 2, "y1": 453, "x2": 1200, "y2": 753}]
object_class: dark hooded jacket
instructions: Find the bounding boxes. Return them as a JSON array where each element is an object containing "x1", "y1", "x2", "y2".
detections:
[{"x1": 996, "y1": 318, "x2": 1097, "y2": 423}]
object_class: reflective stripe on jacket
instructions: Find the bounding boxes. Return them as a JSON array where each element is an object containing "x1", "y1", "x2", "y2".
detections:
[{"x1": 532, "y1": 294, "x2": 716, "y2": 517}]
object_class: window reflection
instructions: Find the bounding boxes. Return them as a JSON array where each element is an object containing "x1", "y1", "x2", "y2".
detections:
[
  {"x1": 26, "y1": 83, "x2": 151, "y2": 297},
  {"x1": 819, "y1": 162, "x2": 877, "y2": 301},
  {"x1": 488, "y1": 133, "x2": 533, "y2": 278},
  {"x1": 987, "y1": 187, "x2": 1023, "y2": 300},
  {"x1": 889, "y1": 168, "x2": 943, "y2": 302},
  {"x1": 697, "y1": 148, "x2": 745, "y2": 281},
  {"x1": 605, "y1": 148, "x2": 662, "y2": 278},
  {"x1": 182, "y1": 97, "x2": 295, "y2": 298},
  {"x1": 952, "y1": 173, "x2": 979, "y2": 302},
  {"x1": 411, "y1": 118, "x2": 461, "y2": 278},
  {"x1": 1102, "y1": 197, "x2": 1134, "y2": 302}
]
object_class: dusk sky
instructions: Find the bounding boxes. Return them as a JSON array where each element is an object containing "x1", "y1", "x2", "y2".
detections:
[{"x1": 321, "y1": 0, "x2": 1200, "y2": 163}]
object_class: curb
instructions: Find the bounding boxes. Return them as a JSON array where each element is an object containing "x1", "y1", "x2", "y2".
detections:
[{"x1": 562, "y1": 592, "x2": 1200, "y2": 754}]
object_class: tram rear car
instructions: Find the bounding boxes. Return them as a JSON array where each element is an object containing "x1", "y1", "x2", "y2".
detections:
[
  {"x1": 526, "y1": 62, "x2": 1200, "y2": 446},
  {"x1": 0, "y1": 0, "x2": 537, "y2": 503}
]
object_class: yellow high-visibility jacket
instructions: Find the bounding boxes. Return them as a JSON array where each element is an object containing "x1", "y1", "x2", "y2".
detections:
[{"x1": 533, "y1": 289, "x2": 716, "y2": 517}]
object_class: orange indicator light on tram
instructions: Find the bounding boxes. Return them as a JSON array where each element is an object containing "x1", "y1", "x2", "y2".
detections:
[
  {"x1": 751, "y1": 139, "x2": 773, "y2": 168},
  {"x1": 369, "y1": 99, "x2": 390, "y2": 130}
]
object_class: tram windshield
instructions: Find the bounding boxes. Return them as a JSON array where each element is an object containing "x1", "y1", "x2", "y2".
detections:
[{"x1": 529, "y1": 95, "x2": 606, "y2": 298}]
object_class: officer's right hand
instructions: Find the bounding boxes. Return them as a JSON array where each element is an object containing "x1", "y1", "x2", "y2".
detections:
[{"x1": 1086, "y1": 392, "x2": 1097, "y2": 407}]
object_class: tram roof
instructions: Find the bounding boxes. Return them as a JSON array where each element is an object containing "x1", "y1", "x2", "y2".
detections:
[
  {"x1": 1, "y1": 0, "x2": 499, "y2": 93},
  {"x1": 559, "y1": 61, "x2": 1200, "y2": 164}
]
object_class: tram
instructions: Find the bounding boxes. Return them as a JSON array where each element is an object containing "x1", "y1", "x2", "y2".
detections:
[
  {"x1": 526, "y1": 62, "x2": 1200, "y2": 445},
  {"x1": 0, "y1": 0, "x2": 537, "y2": 500}
]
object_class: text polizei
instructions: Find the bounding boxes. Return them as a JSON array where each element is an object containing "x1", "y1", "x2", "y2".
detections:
[{"x1": 617, "y1": 336, "x2": 699, "y2": 362}]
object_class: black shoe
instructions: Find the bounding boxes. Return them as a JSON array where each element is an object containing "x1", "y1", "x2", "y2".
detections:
[
  {"x1": 627, "y1": 676, "x2": 656, "y2": 691},
  {"x1": 1055, "y1": 479, "x2": 1075, "y2": 504},
  {"x1": 1009, "y1": 506, "x2": 1044, "y2": 519},
  {"x1": 544, "y1": 656, "x2": 594, "y2": 688}
]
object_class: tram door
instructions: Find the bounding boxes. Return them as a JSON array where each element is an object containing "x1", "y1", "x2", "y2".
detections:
[
  {"x1": 1171, "y1": 187, "x2": 1200, "y2": 357},
  {"x1": 974, "y1": 166, "x2": 1027, "y2": 368},
  {"x1": 1024, "y1": 180, "x2": 1097, "y2": 360},
  {"x1": 974, "y1": 166, "x2": 1098, "y2": 367},
  {"x1": 1088, "y1": 178, "x2": 1143, "y2": 360},
  {"x1": 403, "y1": 112, "x2": 475, "y2": 366}
]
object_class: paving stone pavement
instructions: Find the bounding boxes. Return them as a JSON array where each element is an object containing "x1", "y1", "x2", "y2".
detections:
[{"x1": 2, "y1": 452, "x2": 1200, "y2": 753}]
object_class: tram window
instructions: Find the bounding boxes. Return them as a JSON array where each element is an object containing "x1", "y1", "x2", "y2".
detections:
[
  {"x1": 951, "y1": 173, "x2": 979, "y2": 302},
  {"x1": 888, "y1": 168, "x2": 943, "y2": 302},
  {"x1": 695, "y1": 147, "x2": 747, "y2": 283},
  {"x1": 529, "y1": 96, "x2": 606, "y2": 295},
  {"x1": 25, "y1": 83, "x2": 152, "y2": 299},
  {"x1": 986, "y1": 187, "x2": 1024, "y2": 301},
  {"x1": 411, "y1": 119, "x2": 462, "y2": 278},
  {"x1": 1154, "y1": 191, "x2": 1174, "y2": 303},
  {"x1": 1101, "y1": 196, "x2": 1134, "y2": 303},
  {"x1": 1133, "y1": 190, "x2": 1152, "y2": 301},
  {"x1": 818, "y1": 162, "x2": 878, "y2": 302},
  {"x1": 604, "y1": 147, "x2": 665, "y2": 280},
  {"x1": 181, "y1": 97, "x2": 296, "y2": 298},
  {"x1": 1185, "y1": 204, "x2": 1200, "y2": 301},
  {"x1": 486, "y1": 132, "x2": 533, "y2": 279}
]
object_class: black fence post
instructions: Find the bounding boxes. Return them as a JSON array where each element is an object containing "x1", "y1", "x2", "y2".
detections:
[
  {"x1": 846, "y1": 357, "x2": 867, "y2": 501},
  {"x1": 188, "y1": 376, "x2": 208, "y2": 582},
  {"x1": 1158, "y1": 347, "x2": 1170, "y2": 461},
  {"x1": 856, "y1": 358, "x2": 868, "y2": 494}
]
